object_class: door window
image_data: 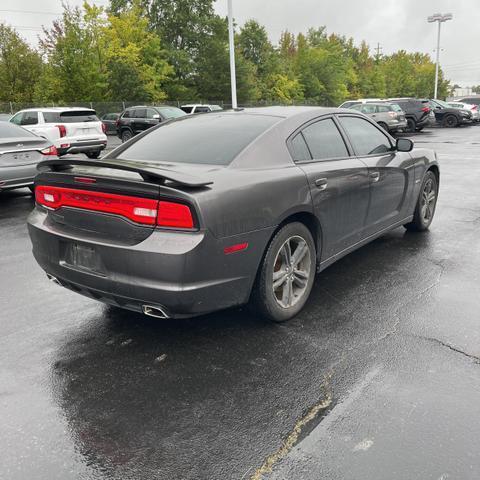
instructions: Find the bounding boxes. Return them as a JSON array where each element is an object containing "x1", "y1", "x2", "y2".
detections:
[
  {"x1": 195, "y1": 106, "x2": 210, "y2": 113},
  {"x1": 339, "y1": 116, "x2": 392, "y2": 156},
  {"x1": 146, "y1": 108, "x2": 158, "y2": 119},
  {"x1": 301, "y1": 118, "x2": 349, "y2": 160},
  {"x1": 20, "y1": 111, "x2": 38, "y2": 125},
  {"x1": 360, "y1": 104, "x2": 376, "y2": 114},
  {"x1": 134, "y1": 109, "x2": 146, "y2": 118}
]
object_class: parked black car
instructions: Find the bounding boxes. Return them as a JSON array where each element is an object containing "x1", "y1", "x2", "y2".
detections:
[
  {"x1": 388, "y1": 98, "x2": 431, "y2": 132},
  {"x1": 116, "y1": 105, "x2": 187, "y2": 142},
  {"x1": 428, "y1": 99, "x2": 473, "y2": 127},
  {"x1": 101, "y1": 113, "x2": 120, "y2": 134},
  {"x1": 28, "y1": 107, "x2": 439, "y2": 322}
]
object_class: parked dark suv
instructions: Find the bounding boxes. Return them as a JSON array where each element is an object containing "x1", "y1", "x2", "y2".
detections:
[
  {"x1": 116, "y1": 105, "x2": 187, "y2": 142},
  {"x1": 428, "y1": 99, "x2": 473, "y2": 127},
  {"x1": 388, "y1": 98, "x2": 431, "y2": 132}
]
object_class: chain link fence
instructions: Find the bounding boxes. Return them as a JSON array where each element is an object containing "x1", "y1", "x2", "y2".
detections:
[{"x1": 0, "y1": 99, "x2": 324, "y2": 117}]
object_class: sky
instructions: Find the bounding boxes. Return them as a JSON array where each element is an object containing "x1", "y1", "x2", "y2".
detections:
[{"x1": 1, "y1": 0, "x2": 479, "y2": 86}]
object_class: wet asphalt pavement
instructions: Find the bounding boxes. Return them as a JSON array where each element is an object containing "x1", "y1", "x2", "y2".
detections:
[{"x1": 1, "y1": 127, "x2": 480, "y2": 480}]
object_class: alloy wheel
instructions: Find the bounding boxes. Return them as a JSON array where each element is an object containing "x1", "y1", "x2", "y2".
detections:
[
  {"x1": 420, "y1": 178, "x2": 436, "y2": 223},
  {"x1": 272, "y1": 235, "x2": 311, "y2": 309}
]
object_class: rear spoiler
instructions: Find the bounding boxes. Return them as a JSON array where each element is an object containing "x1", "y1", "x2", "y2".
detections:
[{"x1": 37, "y1": 158, "x2": 213, "y2": 187}]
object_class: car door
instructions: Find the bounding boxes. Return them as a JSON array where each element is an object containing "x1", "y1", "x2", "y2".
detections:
[
  {"x1": 288, "y1": 116, "x2": 370, "y2": 260},
  {"x1": 131, "y1": 108, "x2": 146, "y2": 133},
  {"x1": 337, "y1": 114, "x2": 415, "y2": 237}
]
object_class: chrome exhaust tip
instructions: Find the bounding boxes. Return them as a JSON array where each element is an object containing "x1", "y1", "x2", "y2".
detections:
[
  {"x1": 142, "y1": 305, "x2": 170, "y2": 319},
  {"x1": 46, "y1": 273, "x2": 62, "y2": 286}
]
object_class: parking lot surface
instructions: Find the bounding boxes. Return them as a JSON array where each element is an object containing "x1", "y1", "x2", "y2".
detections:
[{"x1": 1, "y1": 126, "x2": 480, "y2": 480}]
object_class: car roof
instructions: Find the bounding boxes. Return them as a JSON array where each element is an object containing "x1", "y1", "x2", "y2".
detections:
[
  {"x1": 126, "y1": 105, "x2": 178, "y2": 109},
  {"x1": 18, "y1": 107, "x2": 96, "y2": 112},
  {"x1": 229, "y1": 106, "x2": 341, "y2": 118}
]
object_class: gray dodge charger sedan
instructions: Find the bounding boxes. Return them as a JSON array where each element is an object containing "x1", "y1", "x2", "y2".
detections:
[{"x1": 28, "y1": 107, "x2": 439, "y2": 322}]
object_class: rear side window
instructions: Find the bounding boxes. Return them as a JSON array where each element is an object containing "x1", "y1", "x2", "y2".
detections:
[
  {"x1": 377, "y1": 105, "x2": 390, "y2": 113},
  {"x1": 390, "y1": 104, "x2": 403, "y2": 112},
  {"x1": 339, "y1": 116, "x2": 392, "y2": 156},
  {"x1": 301, "y1": 118, "x2": 349, "y2": 160},
  {"x1": 0, "y1": 122, "x2": 37, "y2": 138},
  {"x1": 290, "y1": 133, "x2": 311, "y2": 162},
  {"x1": 117, "y1": 114, "x2": 280, "y2": 165},
  {"x1": 195, "y1": 106, "x2": 210, "y2": 113},
  {"x1": 43, "y1": 110, "x2": 99, "y2": 123},
  {"x1": 181, "y1": 106, "x2": 193, "y2": 113}
]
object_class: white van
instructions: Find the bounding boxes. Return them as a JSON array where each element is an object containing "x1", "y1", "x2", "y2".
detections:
[{"x1": 10, "y1": 107, "x2": 107, "y2": 158}]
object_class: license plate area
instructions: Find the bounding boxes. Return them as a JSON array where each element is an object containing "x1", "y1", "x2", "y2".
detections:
[{"x1": 61, "y1": 242, "x2": 105, "y2": 275}]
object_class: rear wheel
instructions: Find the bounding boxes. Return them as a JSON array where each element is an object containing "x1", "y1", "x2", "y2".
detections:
[
  {"x1": 406, "y1": 118, "x2": 416, "y2": 133},
  {"x1": 443, "y1": 115, "x2": 458, "y2": 128},
  {"x1": 121, "y1": 129, "x2": 133, "y2": 143},
  {"x1": 404, "y1": 170, "x2": 438, "y2": 231},
  {"x1": 86, "y1": 150, "x2": 101, "y2": 159},
  {"x1": 251, "y1": 222, "x2": 316, "y2": 322}
]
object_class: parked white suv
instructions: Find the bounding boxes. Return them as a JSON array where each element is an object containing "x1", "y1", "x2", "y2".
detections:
[
  {"x1": 9, "y1": 107, "x2": 107, "y2": 158},
  {"x1": 180, "y1": 104, "x2": 223, "y2": 114}
]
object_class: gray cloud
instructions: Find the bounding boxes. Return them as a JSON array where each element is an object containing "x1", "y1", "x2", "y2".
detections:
[{"x1": 1, "y1": 0, "x2": 478, "y2": 85}]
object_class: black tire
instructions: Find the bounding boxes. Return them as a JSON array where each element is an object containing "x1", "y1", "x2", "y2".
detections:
[
  {"x1": 377, "y1": 122, "x2": 388, "y2": 132},
  {"x1": 404, "y1": 170, "x2": 438, "y2": 232},
  {"x1": 406, "y1": 118, "x2": 416, "y2": 133},
  {"x1": 415, "y1": 126, "x2": 424, "y2": 132},
  {"x1": 443, "y1": 115, "x2": 458, "y2": 128},
  {"x1": 121, "y1": 129, "x2": 133, "y2": 143},
  {"x1": 85, "y1": 150, "x2": 101, "y2": 159},
  {"x1": 250, "y1": 222, "x2": 316, "y2": 323}
]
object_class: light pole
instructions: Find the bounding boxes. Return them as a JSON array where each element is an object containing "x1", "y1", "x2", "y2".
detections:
[
  {"x1": 227, "y1": 0, "x2": 237, "y2": 109},
  {"x1": 427, "y1": 12, "x2": 453, "y2": 99}
]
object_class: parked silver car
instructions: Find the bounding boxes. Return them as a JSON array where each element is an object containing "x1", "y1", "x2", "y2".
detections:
[
  {"x1": 347, "y1": 102, "x2": 407, "y2": 133},
  {"x1": 0, "y1": 122, "x2": 58, "y2": 192}
]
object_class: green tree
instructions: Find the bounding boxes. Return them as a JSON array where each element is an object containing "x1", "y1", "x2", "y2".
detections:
[
  {"x1": 103, "y1": 3, "x2": 173, "y2": 101},
  {"x1": 0, "y1": 23, "x2": 43, "y2": 102},
  {"x1": 37, "y1": 3, "x2": 107, "y2": 102}
]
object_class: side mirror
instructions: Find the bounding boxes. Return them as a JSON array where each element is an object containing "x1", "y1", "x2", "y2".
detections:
[
  {"x1": 152, "y1": 114, "x2": 160, "y2": 120},
  {"x1": 396, "y1": 138, "x2": 414, "y2": 152}
]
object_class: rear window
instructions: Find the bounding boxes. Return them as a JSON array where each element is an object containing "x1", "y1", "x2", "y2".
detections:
[
  {"x1": 0, "y1": 122, "x2": 37, "y2": 138},
  {"x1": 43, "y1": 110, "x2": 99, "y2": 123},
  {"x1": 117, "y1": 114, "x2": 280, "y2": 165}
]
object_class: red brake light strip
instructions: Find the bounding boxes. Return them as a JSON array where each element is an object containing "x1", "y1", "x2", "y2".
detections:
[{"x1": 35, "y1": 186, "x2": 194, "y2": 228}]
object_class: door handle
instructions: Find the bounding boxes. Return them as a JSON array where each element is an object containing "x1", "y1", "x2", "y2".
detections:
[
  {"x1": 315, "y1": 178, "x2": 328, "y2": 190},
  {"x1": 370, "y1": 171, "x2": 380, "y2": 182}
]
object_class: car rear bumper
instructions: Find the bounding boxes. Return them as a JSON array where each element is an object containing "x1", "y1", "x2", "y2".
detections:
[
  {"x1": 27, "y1": 208, "x2": 272, "y2": 318},
  {"x1": 57, "y1": 140, "x2": 107, "y2": 155}
]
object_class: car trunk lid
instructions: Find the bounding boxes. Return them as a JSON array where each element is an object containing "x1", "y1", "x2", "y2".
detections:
[{"x1": 34, "y1": 158, "x2": 212, "y2": 246}]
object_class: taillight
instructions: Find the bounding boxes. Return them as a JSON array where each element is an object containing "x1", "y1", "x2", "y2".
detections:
[
  {"x1": 388, "y1": 112, "x2": 397, "y2": 118},
  {"x1": 35, "y1": 185, "x2": 195, "y2": 229},
  {"x1": 421, "y1": 107, "x2": 430, "y2": 113},
  {"x1": 56, "y1": 124, "x2": 66, "y2": 137},
  {"x1": 101, "y1": 123, "x2": 107, "y2": 134},
  {"x1": 40, "y1": 145, "x2": 58, "y2": 156},
  {"x1": 472, "y1": 105, "x2": 478, "y2": 111},
  {"x1": 157, "y1": 201, "x2": 194, "y2": 229}
]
